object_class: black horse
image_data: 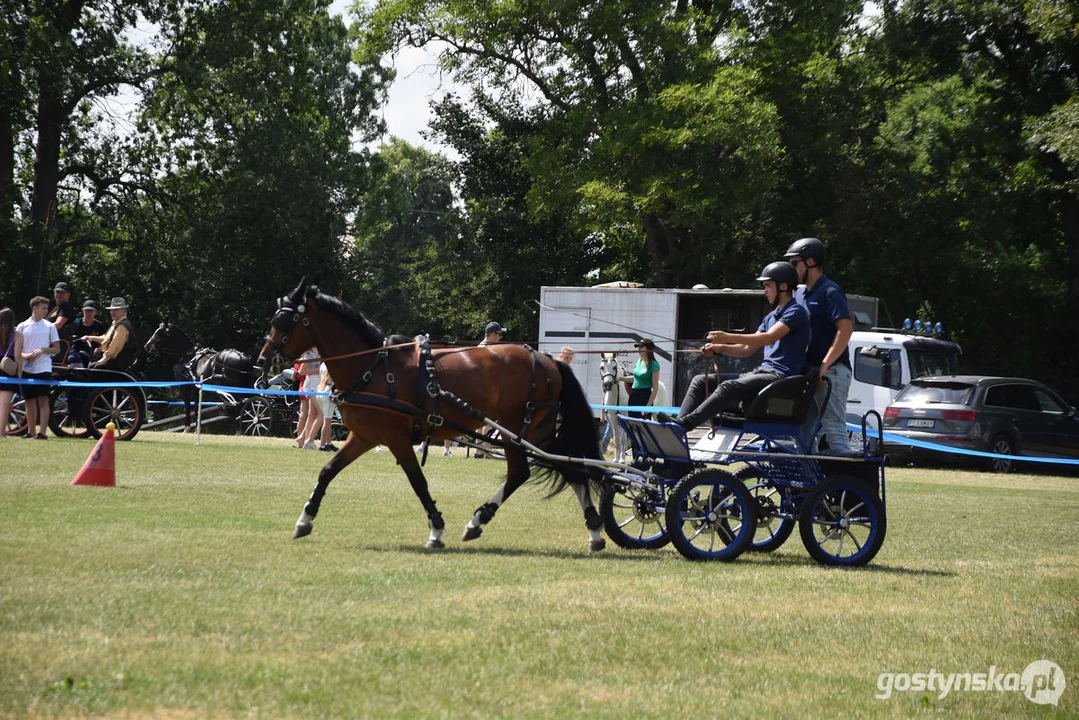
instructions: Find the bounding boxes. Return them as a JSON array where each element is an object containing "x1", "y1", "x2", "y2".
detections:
[{"x1": 144, "y1": 321, "x2": 254, "y2": 429}]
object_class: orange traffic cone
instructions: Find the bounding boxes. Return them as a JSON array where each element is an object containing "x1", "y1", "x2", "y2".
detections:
[{"x1": 71, "y1": 422, "x2": 116, "y2": 487}]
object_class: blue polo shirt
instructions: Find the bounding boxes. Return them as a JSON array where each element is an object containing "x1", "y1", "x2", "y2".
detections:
[
  {"x1": 796, "y1": 275, "x2": 851, "y2": 368},
  {"x1": 758, "y1": 299, "x2": 810, "y2": 376}
]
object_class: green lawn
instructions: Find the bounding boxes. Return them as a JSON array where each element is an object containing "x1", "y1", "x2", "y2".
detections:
[{"x1": 1, "y1": 433, "x2": 1075, "y2": 718}]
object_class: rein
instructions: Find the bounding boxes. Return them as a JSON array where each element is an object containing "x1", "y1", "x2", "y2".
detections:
[{"x1": 301, "y1": 340, "x2": 419, "y2": 365}]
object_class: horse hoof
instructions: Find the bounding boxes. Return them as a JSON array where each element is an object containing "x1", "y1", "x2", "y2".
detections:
[
  {"x1": 589, "y1": 539, "x2": 606, "y2": 553},
  {"x1": 425, "y1": 539, "x2": 445, "y2": 550},
  {"x1": 462, "y1": 525, "x2": 483, "y2": 542},
  {"x1": 294, "y1": 523, "x2": 313, "y2": 539}
]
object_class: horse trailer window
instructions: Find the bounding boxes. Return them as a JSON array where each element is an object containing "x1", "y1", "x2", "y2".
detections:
[
  {"x1": 895, "y1": 382, "x2": 974, "y2": 405},
  {"x1": 854, "y1": 348, "x2": 903, "y2": 389}
]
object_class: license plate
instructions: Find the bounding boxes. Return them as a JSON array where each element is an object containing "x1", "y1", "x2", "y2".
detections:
[{"x1": 907, "y1": 418, "x2": 935, "y2": 429}]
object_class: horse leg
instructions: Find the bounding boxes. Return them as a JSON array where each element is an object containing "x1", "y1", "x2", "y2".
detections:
[
  {"x1": 387, "y1": 441, "x2": 447, "y2": 549},
  {"x1": 294, "y1": 435, "x2": 373, "y2": 538},
  {"x1": 573, "y1": 483, "x2": 606, "y2": 553},
  {"x1": 462, "y1": 447, "x2": 530, "y2": 542}
]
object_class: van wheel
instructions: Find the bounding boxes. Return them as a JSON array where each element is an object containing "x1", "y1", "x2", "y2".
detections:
[{"x1": 988, "y1": 434, "x2": 1015, "y2": 474}]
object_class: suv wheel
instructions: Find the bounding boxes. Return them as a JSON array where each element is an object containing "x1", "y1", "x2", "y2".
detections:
[{"x1": 988, "y1": 434, "x2": 1015, "y2": 474}]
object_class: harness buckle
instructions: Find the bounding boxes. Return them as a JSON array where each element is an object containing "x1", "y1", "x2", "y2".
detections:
[
  {"x1": 386, "y1": 372, "x2": 395, "y2": 384},
  {"x1": 427, "y1": 382, "x2": 439, "y2": 398},
  {"x1": 362, "y1": 370, "x2": 372, "y2": 383},
  {"x1": 427, "y1": 413, "x2": 444, "y2": 427}
]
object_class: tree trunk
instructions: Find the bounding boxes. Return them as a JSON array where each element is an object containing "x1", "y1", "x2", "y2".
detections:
[{"x1": 30, "y1": 85, "x2": 63, "y2": 228}]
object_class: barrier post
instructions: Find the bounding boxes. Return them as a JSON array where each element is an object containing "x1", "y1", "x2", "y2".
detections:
[{"x1": 195, "y1": 382, "x2": 204, "y2": 446}]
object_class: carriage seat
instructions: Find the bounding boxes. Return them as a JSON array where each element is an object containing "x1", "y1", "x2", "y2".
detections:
[
  {"x1": 713, "y1": 368, "x2": 822, "y2": 428},
  {"x1": 743, "y1": 374, "x2": 819, "y2": 424}
]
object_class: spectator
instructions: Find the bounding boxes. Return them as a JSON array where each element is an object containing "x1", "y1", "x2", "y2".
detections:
[
  {"x1": 656, "y1": 262, "x2": 809, "y2": 432},
  {"x1": 316, "y1": 362, "x2": 337, "y2": 452},
  {"x1": 85, "y1": 297, "x2": 137, "y2": 370},
  {"x1": 557, "y1": 346, "x2": 575, "y2": 364},
  {"x1": 479, "y1": 322, "x2": 506, "y2": 346},
  {"x1": 0, "y1": 308, "x2": 16, "y2": 438},
  {"x1": 474, "y1": 321, "x2": 508, "y2": 457},
  {"x1": 14, "y1": 296, "x2": 60, "y2": 440},
  {"x1": 47, "y1": 282, "x2": 77, "y2": 339},
  {"x1": 623, "y1": 339, "x2": 660, "y2": 419},
  {"x1": 294, "y1": 350, "x2": 321, "y2": 449}
]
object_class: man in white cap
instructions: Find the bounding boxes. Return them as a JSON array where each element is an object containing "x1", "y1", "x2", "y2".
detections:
[{"x1": 86, "y1": 297, "x2": 137, "y2": 370}]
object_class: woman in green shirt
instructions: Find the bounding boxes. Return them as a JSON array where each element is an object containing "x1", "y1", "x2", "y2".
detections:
[{"x1": 624, "y1": 339, "x2": 660, "y2": 418}]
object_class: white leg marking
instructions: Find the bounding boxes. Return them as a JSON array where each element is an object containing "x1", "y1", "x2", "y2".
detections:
[
  {"x1": 296, "y1": 511, "x2": 313, "y2": 528},
  {"x1": 573, "y1": 485, "x2": 604, "y2": 544},
  {"x1": 467, "y1": 486, "x2": 506, "y2": 529}
]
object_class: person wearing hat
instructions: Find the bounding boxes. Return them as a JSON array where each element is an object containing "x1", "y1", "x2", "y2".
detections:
[
  {"x1": 86, "y1": 297, "x2": 137, "y2": 370},
  {"x1": 66, "y1": 300, "x2": 107, "y2": 367},
  {"x1": 479, "y1": 321, "x2": 507, "y2": 347},
  {"x1": 622, "y1": 339, "x2": 660, "y2": 418},
  {"x1": 655, "y1": 262, "x2": 809, "y2": 432},
  {"x1": 47, "y1": 282, "x2": 77, "y2": 340}
]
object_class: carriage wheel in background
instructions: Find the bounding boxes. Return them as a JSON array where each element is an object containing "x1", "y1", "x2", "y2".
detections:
[
  {"x1": 6, "y1": 394, "x2": 27, "y2": 436},
  {"x1": 731, "y1": 466, "x2": 796, "y2": 553},
  {"x1": 664, "y1": 468, "x2": 755, "y2": 562},
  {"x1": 798, "y1": 477, "x2": 886, "y2": 567},
  {"x1": 84, "y1": 386, "x2": 143, "y2": 441},
  {"x1": 237, "y1": 396, "x2": 274, "y2": 437},
  {"x1": 599, "y1": 479, "x2": 670, "y2": 550},
  {"x1": 49, "y1": 386, "x2": 91, "y2": 439}
]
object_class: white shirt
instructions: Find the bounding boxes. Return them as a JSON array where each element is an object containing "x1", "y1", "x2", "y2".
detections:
[{"x1": 16, "y1": 318, "x2": 59, "y2": 374}]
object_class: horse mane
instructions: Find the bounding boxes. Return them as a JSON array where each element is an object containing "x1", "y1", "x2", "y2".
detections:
[{"x1": 308, "y1": 288, "x2": 386, "y2": 348}]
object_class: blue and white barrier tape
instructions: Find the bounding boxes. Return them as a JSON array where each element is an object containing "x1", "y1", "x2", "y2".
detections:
[{"x1": 2, "y1": 375, "x2": 1075, "y2": 467}]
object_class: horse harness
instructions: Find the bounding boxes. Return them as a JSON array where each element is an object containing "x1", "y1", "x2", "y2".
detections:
[{"x1": 335, "y1": 335, "x2": 558, "y2": 464}]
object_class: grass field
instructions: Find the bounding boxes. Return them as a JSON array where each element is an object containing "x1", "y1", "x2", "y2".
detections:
[{"x1": 1, "y1": 432, "x2": 1076, "y2": 718}]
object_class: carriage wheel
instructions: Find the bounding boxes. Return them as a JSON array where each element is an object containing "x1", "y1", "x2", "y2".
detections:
[
  {"x1": 84, "y1": 386, "x2": 143, "y2": 441},
  {"x1": 798, "y1": 477, "x2": 886, "y2": 567},
  {"x1": 730, "y1": 466, "x2": 796, "y2": 553},
  {"x1": 6, "y1": 394, "x2": 27, "y2": 436},
  {"x1": 49, "y1": 387, "x2": 91, "y2": 439},
  {"x1": 664, "y1": 468, "x2": 755, "y2": 562},
  {"x1": 599, "y1": 478, "x2": 670, "y2": 550},
  {"x1": 237, "y1": 396, "x2": 274, "y2": 437}
]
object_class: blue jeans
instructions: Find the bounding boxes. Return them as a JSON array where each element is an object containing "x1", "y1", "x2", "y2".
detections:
[{"x1": 810, "y1": 363, "x2": 852, "y2": 454}]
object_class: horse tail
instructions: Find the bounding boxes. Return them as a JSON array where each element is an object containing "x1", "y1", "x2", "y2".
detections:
[{"x1": 534, "y1": 361, "x2": 605, "y2": 497}]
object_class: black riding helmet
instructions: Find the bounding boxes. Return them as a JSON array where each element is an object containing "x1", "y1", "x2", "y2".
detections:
[
  {"x1": 756, "y1": 261, "x2": 799, "y2": 294},
  {"x1": 783, "y1": 237, "x2": 825, "y2": 267}
]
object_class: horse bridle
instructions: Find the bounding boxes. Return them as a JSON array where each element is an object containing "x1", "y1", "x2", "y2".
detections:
[{"x1": 264, "y1": 294, "x2": 309, "y2": 367}]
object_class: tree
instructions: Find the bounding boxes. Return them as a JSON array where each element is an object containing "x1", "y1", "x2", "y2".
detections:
[{"x1": 355, "y1": 0, "x2": 785, "y2": 287}]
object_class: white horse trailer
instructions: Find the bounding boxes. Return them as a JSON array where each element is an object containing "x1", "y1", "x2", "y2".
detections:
[{"x1": 537, "y1": 283, "x2": 882, "y2": 419}]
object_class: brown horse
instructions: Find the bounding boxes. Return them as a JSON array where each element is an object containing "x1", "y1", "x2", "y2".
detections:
[{"x1": 255, "y1": 280, "x2": 608, "y2": 551}]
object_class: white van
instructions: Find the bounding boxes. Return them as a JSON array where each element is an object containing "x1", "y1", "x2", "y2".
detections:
[{"x1": 846, "y1": 329, "x2": 962, "y2": 448}]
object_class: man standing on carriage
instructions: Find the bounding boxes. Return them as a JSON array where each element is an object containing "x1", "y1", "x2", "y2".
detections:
[
  {"x1": 86, "y1": 297, "x2": 137, "y2": 371},
  {"x1": 656, "y1": 262, "x2": 810, "y2": 432},
  {"x1": 784, "y1": 237, "x2": 854, "y2": 455}
]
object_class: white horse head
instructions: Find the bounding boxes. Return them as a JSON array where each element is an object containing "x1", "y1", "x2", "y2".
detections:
[{"x1": 599, "y1": 352, "x2": 621, "y2": 394}]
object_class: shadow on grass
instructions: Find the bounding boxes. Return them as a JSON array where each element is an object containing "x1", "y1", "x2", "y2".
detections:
[
  {"x1": 362, "y1": 543, "x2": 668, "y2": 561},
  {"x1": 362, "y1": 544, "x2": 954, "y2": 575}
]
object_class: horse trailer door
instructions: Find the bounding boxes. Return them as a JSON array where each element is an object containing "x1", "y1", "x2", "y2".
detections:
[{"x1": 538, "y1": 304, "x2": 601, "y2": 411}]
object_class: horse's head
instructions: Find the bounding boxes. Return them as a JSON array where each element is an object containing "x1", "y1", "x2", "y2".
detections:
[
  {"x1": 144, "y1": 320, "x2": 174, "y2": 354},
  {"x1": 256, "y1": 277, "x2": 315, "y2": 372},
  {"x1": 599, "y1": 352, "x2": 619, "y2": 393}
]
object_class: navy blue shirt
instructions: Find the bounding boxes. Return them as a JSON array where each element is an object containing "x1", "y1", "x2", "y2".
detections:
[
  {"x1": 758, "y1": 299, "x2": 810, "y2": 376},
  {"x1": 796, "y1": 275, "x2": 851, "y2": 368}
]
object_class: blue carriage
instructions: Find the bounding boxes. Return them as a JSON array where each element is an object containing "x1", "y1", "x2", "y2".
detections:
[{"x1": 598, "y1": 373, "x2": 888, "y2": 566}]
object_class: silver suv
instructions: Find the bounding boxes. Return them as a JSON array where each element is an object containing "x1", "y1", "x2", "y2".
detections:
[{"x1": 883, "y1": 376, "x2": 1079, "y2": 473}]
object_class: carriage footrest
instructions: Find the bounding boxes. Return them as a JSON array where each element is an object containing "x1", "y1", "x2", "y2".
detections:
[
  {"x1": 690, "y1": 428, "x2": 742, "y2": 463},
  {"x1": 616, "y1": 416, "x2": 691, "y2": 461}
]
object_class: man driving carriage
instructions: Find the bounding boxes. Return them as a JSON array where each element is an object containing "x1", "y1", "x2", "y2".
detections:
[
  {"x1": 656, "y1": 261, "x2": 809, "y2": 431},
  {"x1": 84, "y1": 297, "x2": 138, "y2": 371}
]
